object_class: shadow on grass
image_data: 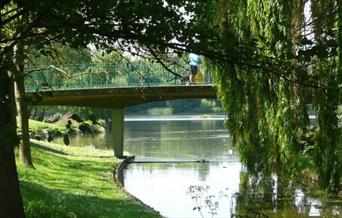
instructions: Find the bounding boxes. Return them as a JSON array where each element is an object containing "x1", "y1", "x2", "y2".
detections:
[
  {"x1": 19, "y1": 147, "x2": 161, "y2": 218},
  {"x1": 31, "y1": 142, "x2": 69, "y2": 156},
  {"x1": 21, "y1": 180, "x2": 160, "y2": 218}
]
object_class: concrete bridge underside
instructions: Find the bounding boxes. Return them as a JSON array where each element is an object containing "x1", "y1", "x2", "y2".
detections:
[
  {"x1": 28, "y1": 85, "x2": 218, "y2": 158},
  {"x1": 33, "y1": 85, "x2": 217, "y2": 108}
]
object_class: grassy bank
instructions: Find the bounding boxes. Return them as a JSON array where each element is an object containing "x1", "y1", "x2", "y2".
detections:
[
  {"x1": 29, "y1": 119, "x2": 66, "y2": 132},
  {"x1": 17, "y1": 140, "x2": 161, "y2": 218}
]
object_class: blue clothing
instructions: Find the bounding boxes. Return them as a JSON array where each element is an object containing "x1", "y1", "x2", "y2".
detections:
[{"x1": 189, "y1": 53, "x2": 201, "y2": 66}]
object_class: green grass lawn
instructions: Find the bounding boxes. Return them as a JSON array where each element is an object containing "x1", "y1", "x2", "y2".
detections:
[
  {"x1": 29, "y1": 119, "x2": 66, "y2": 133},
  {"x1": 17, "y1": 140, "x2": 162, "y2": 218}
]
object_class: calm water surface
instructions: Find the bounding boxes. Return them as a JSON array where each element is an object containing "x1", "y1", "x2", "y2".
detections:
[{"x1": 54, "y1": 115, "x2": 342, "y2": 218}]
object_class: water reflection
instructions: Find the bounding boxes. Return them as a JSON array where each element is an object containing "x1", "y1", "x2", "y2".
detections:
[
  {"x1": 124, "y1": 162, "x2": 241, "y2": 218},
  {"x1": 233, "y1": 172, "x2": 342, "y2": 218},
  {"x1": 124, "y1": 118, "x2": 232, "y2": 161},
  {"x1": 53, "y1": 116, "x2": 233, "y2": 161},
  {"x1": 121, "y1": 117, "x2": 342, "y2": 218},
  {"x1": 53, "y1": 115, "x2": 341, "y2": 217}
]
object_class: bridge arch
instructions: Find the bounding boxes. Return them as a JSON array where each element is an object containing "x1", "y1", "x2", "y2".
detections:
[{"x1": 27, "y1": 85, "x2": 218, "y2": 158}]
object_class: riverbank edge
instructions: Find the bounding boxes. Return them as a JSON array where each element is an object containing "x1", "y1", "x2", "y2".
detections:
[
  {"x1": 19, "y1": 140, "x2": 163, "y2": 217},
  {"x1": 113, "y1": 156, "x2": 164, "y2": 217},
  {"x1": 29, "y1": 119, "x2": 105, "y2": 142}
]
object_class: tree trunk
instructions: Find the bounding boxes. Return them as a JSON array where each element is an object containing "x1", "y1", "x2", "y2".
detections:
[
  {"x1": 0, "y1": 65, "x2": 26, "y2": 218},
  {"x1": 13, "y1": 43, "x2": 34, "y2": 168}
]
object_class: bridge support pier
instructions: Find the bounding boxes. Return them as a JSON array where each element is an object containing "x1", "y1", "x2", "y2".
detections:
[{"x1": 112, "y1": 108, "x2": 124, "y2": 158}]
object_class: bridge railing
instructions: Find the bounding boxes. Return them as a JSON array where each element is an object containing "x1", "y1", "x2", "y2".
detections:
[{"x1": 25, "y1": 61, "x2": 213, "y2": 91}]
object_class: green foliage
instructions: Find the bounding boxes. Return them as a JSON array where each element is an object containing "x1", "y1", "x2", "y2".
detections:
[
  {"x1": 125, "y1": 99, "x2": 223, "y2": 115},
  {"x1": 213, "y1": 0, "x2": 341, "y2": 193},
  {"x1": 25, "y1": 48, "x2": 195, "y2": 91},
  {"x1": 70, "y1": 114, "x2": 83, "y2": 123},
  {"x1": 28, "y1": 44, "x2": 92, "y2": 66}
]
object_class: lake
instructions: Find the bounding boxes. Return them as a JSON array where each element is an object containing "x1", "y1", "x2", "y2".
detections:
[{"x1": 54, "y1": 115, "x2": 342, "y2": 218}]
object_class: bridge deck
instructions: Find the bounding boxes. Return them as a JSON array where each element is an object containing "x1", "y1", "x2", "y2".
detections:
[{"x1": 27, "y1": 85, "x2": 217, "y2": 108}]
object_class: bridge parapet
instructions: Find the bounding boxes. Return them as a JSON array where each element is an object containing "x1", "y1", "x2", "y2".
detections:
[{"x1": 25, "y1": 61, "x2": 213, "y2": 91}]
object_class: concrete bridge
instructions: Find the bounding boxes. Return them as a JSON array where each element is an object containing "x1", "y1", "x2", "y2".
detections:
[{"x1": 27, "y1": 84, "x2": 218, "y2": 158}]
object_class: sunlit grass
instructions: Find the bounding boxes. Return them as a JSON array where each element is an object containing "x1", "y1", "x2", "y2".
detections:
[
  {"x1": 29, "y1": 119, "x2": 66, "y2": 132},
  {"x1": 17, "y1": 140, "x2": 161, "y2": 218}
]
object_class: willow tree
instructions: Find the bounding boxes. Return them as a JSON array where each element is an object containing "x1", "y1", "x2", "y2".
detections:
[{"x1": 213, "y1": 0, "x2": 341, "y2": 193}]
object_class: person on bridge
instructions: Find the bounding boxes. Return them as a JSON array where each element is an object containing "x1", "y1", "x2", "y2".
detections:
[{"x1": 189, "y1": 53, "x2": 202, "y2": 84}]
